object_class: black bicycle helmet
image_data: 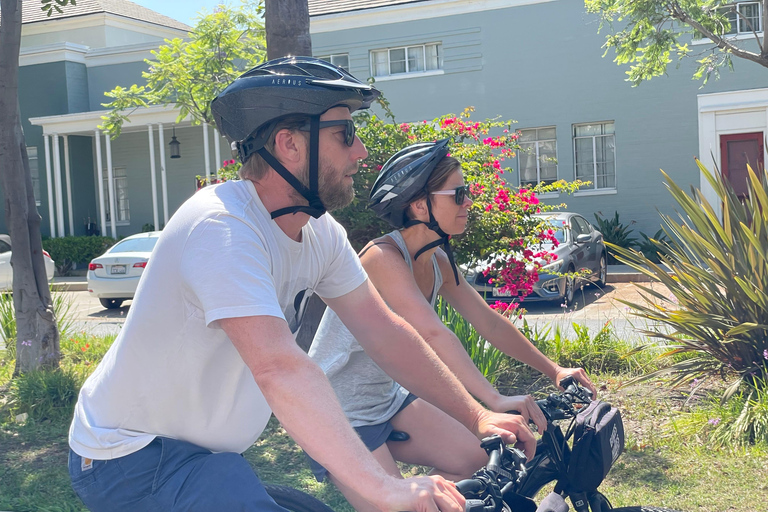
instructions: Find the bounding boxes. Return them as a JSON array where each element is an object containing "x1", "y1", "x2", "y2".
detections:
[
  {"x1": 368, "y1": 139, "x2": 461, "y2": 285},
  {"x1": 211, "y1": 56, "x2": 380, "y2": 219}
]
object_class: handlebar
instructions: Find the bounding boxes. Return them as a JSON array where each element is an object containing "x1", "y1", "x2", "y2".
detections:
[{"x1": 534, "y1": 376, "x2": 593, "y2": 422}]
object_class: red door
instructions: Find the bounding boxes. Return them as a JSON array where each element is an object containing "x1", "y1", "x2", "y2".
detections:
[{"x1": 720, "y1": 132, "x2": 764, "y2": 199}]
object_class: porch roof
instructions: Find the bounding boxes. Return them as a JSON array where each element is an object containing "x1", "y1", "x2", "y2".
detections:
[{"x1": 28, "y1": 105, "x2": 193, "y2": 136}]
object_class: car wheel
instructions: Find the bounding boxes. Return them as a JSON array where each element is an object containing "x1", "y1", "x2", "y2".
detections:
[
  {"x1": 100, "y1": 298, "x2": 124, "y2": 309},
  {"x1": 563, "y1": 266, "x2": 576, "y2": 307},
  {"x1": 597, "y1": 254, "x2": 607, "y2": 286}
]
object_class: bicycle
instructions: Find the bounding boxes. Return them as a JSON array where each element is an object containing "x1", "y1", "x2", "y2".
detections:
[{"x1": 456, "y1": 376, "x2": 685, "y2": 512}]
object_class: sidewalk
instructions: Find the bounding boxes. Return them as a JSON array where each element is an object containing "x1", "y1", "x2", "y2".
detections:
[{"x1": 51, "y1": 275, "x2": 87, "y2": 292}]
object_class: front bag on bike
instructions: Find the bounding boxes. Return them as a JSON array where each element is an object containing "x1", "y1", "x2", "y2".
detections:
[{"x1": 567, "y1": 400, "x2": 624, "y2": 491}]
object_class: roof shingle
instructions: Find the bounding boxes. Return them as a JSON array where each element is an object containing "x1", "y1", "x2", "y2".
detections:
[
  {"x1": 18, "y1": 0, "x2": 191, "y2": 31},
  {"x1": 308, "y1": 0, "x2": 433, "y2": 17}
]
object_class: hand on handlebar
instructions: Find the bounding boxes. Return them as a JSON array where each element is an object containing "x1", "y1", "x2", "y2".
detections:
[
  {"x1": 554, "y1": 366, "x2": 596, "y2": 399},
  {"x1": 383, "y1": 475, "x2": 465, "y2": 512},
  {"x1": 473, "y1": 410, "x2": 536, "y2": 460},
  {"x1": 488, "y1": 394, "x2": 547, "y2": 432}
]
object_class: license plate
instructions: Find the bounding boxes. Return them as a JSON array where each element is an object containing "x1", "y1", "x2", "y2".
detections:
[
  {"x1": 492, "y1": 288, "x2": 512, "y2": 297},
  {"x1": 111, "y1": 265, "x2": 126, "y2": 275}
]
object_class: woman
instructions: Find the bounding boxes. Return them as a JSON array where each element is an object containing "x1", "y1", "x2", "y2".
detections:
[{"x1": 308, "y1": 139, "x2": 595, "y2": 511}]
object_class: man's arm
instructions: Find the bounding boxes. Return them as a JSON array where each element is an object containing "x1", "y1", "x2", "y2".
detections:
[
  {"x1": 323, "y1": 279, "x2": 536, "y2": 457},
  {"x1": 219, "y1": 315, "x2": 464, "y2": 512}
]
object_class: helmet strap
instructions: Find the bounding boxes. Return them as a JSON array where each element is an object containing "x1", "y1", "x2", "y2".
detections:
[
  {"x1": 261, "y1": 115, "x2": 326, "y2": 219},
  {"x1": 405, "y1": 197, "x2": 460, "y2": 286}
]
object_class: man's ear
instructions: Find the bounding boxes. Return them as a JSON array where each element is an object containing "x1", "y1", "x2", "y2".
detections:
[{"x1": 272, "y1": 129, "x2": 306, "y2": 167}]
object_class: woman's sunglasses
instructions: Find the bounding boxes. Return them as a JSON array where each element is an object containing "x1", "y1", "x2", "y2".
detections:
[
  {"x1": 299, "y1": 119, "x2": 356, "y2": 147},
  {"x1": 431, "y1": 185, "x2": 470, "y2": 205}
]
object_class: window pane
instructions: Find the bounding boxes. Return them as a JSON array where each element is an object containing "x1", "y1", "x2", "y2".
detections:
[
  {"x1": 538, "y1": 140, "x2": 557, "y2": 166},
  {"x1": 575, "y1": 124, "x2": 600, "y2": 137},
  {"x1": 331, "y1": 54, "x2": 349, "y2": 71},
  {"x1": 407, "y1": 46, "x2": 425, "y2": 72},
  {"x1": 425, "y1": 44, "x2": 441, "y2": 71},
  {"x1": 740, "y1": 3, "x2": 761, "y2": 33},
  {"x1": 723, "y1": 7, "x2": 738, "y2": 34},
  {"x1": 538, "y1": 127, "x2": 556, "y2": 140},
  {"x1": 111, "y1": 237, "x2": 159, "y2": 253},
  {"x1": 574, "y1": 138, "x2": 594, "y2": 164},
  {"x1": 602, "y1": 122, "x2": 615, "y2": 135},
  {"x1": 389, "y1": 48, "x2": 406, "y2": 74},
  {"x1": 596, "y1": 162, "x2": 616, "y2": 189},
  {"x1": 519, "y1": 142, "x2": 538, "y2": 185},
  {"x1": 540, "y1": 164, "x2": 558, "y2": 184},
  {"x1": 575, "y1": 163, "x2": 594, "y2": 181},
  {"x1": 519, "y1": 129, "x2": 537, "y2": 143},
  {"x1": 372, "y1": 50, "x2": 388, "y2": 76},
  {"x1": 595, "y1": 135, "x2": 615, "y2": 163}
]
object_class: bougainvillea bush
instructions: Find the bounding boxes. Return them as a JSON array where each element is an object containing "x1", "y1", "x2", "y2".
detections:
[{"x1": 341, "y1": 102, "x2": 584, "y2": 306}]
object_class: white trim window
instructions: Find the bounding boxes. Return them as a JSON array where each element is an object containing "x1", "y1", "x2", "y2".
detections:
[
  {"x1": 370, "y1": 43, "x2": 442, "y2": 77},
  {"x1": 573, "y1": 122, "x2": 616, "y2": 190},
  {"x1": 317, "y1": 53, "x2": 350, "y2": 71},
  {"x1": 103, "y1": 167, "x2": 130, "y2": 224},
  {"x1": 518, "y1": 127, "x2": 557, "y2": 187},
  {"x1": 724, "y1": 2, "x2": 762, "y2": 34},
  {"x1": 27, "y1": 146, "x2": 42, "y2": 206}
]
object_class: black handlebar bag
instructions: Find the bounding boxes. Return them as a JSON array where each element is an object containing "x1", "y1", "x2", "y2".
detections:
[{"x1": 566, "y1": 400, "x2": 624, "y2": 491}]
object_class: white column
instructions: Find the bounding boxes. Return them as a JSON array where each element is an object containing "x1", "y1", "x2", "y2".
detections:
[
  {"x1": 214, "y1": 127, "x2": 222, "y2": 177},
  {"x1": 94, "y1": 130, "x2": 106, "y2": 237},
  {"x1": 157, "y1": 123, "x2": 169, "y2": 225},
  {"x1": 63, "y1": 135, "x2": 74, "y2": 236},
  {"x1": 43, "y1": 135, "x2": 56, "y2": 238},
  {"x1": 203, "y1": 123, "x2": 211, "y2": 182},
  {"x1": 147, "y1": 125, "x2": 159, "y2": 231},
  {"x1": 105, "y1": 134, "x2": 117, "y2": 239},
  {"x1": 52, "y1": 134, "x2": 66, "y2": 237}
]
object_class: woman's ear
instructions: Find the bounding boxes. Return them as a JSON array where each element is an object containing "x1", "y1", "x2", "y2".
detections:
[{"x1": 408, "y1": 197, "x2": 429, "y2": 220}]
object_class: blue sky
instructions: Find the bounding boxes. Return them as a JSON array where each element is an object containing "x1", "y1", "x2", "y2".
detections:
[{"x1": 131, "y1": 1, "x2": 226, "y2": 27}]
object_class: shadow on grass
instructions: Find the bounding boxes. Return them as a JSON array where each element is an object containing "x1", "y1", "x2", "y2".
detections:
[{"x1": 606, "y1": 448, "x2": 680, "y2": 490}]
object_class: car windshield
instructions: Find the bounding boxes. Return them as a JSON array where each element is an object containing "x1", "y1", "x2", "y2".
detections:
[
  {"x1": 110, "y1": 237, "x2": 159, "y2": 253},
  {"x1": 539, "y1": 221, "x2": 567, "y2": 244}
]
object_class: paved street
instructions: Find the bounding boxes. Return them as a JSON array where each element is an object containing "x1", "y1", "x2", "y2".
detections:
[{"x1": 57, "y1": 279, "x2": 671, "y2": 343}]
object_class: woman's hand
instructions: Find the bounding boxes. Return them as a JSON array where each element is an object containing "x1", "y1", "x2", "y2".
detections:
[
  {"x1": 553, "y1": 367, "x2": 597, "y2": 398},
  {"x1": 488, "y1": 394, "x2": 547, "y2": 432}
]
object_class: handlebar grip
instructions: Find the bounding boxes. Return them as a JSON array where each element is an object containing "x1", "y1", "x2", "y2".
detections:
[
  {"x1": 465, "y1": 499, "x2": 487, "y2": 512},
  {"x1": 455, "y1": 479, "x2": 485, "y2": 495}
]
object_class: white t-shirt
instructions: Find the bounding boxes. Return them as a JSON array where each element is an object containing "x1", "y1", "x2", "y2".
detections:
[{"x1": 69, "y1": 179, "x2": 367, "y2": 460}]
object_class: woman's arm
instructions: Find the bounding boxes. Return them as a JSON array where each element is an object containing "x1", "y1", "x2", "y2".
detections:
[
  {"x1": 361, "y1": 243, "x2": 547, "y2": 429},
  {"x1": 437, "y1": 251, "x2": 597, "y2": 398}
]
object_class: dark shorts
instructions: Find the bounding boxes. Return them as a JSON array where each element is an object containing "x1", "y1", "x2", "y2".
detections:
[
  {"x1": 69, "y1": 437, "x2": 288, "y2": 511},
  {"x1": 307, "y1": 392, "x2": 418, "y2": 482}
]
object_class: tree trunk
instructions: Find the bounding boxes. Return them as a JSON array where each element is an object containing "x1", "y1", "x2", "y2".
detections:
[
  {"x1": 264, "y1": 0, "x2": 312, "y2": 59},
  {"x1": 0, "y1": 0, "x2": 60, "y2": 375}
]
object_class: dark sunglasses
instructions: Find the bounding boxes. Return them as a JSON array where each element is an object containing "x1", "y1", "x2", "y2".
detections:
[
  {"x1": 299, "y1": 119, "x2": 356, "y2": 146},
  {"x1": 431, "y1": 185, "x2": 470, "y2": 205}
]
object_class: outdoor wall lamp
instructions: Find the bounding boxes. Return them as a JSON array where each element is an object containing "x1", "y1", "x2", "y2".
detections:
[{"x1": 169, "y1": 126, "x2": 181, "y2": 159}]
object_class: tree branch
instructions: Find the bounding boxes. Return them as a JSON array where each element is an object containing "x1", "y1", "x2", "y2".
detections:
[{"x1": 669, "y1": 3, "x2": 767, "y2": 69}]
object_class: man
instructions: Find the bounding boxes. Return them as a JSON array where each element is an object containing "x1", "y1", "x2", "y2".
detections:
[{"x1": 68, "y1": 57, "x2": 534, "y2": 512}]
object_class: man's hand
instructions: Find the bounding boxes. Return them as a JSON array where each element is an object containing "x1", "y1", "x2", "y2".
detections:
[
  {"x1": 488, "y1": 394, "x2": 547, "y2": 432},
  {"x1": 472, "y1": 410, "x2": 536, "y2": 459},
  {"x1": 380, "y1": 475, "x2": 465, "y2": 512},
  {"x1": 554, "y1": 367, "x2": 596, "y2": 398}
]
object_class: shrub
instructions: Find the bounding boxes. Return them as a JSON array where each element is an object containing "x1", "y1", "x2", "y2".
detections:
[
  {"x1": 0, "y1": 290, "x2": 76, "y2": 360},
  {"x1": 614, "y1": 161, "x2": 768, "y2": 403},
  {"x1": 636, "y1": 229, "x2": 670, "y2": 264},
  {"x1": 42, "y1": 236, "x2": 115, "y2": 276},
  {"x1": 435, "y1": 297, "x2": 505, "y2": 384},
  {"x1": 593, "y1": 211, "x2": 637, "y2": 264},
  {"x1": 6, "y1": 367, "x2": 83, "y2": 422}
]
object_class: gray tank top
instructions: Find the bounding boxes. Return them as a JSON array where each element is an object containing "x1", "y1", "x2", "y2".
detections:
[{"x1": 308, "y1": 230, "x2": 444, "y2": 427}]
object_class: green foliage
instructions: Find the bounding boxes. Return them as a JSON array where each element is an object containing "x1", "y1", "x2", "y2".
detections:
[
  {"x1": 6, "y1": 368, "x2": 82, "y2": 422},
  {"x1": 593, "y1": 211, "x2": 637, "y2": 264},
  {"x1": 0, "y1": 290, "x2": 76, "y2": 360},
  {"x1": 100, "y1": 1, "x2": 266, "y2": 137},
  {"x1": 141, "y1": 223, "x2": 155, "y2": 232},
  {"x1": 435, "y1": 297, "x2": 505, "y2": 384},
  {"x1": 585, "y1": 0, "x2": 768, "y2": 86},
  {"x1": 42, "y1": 236, "x2": 115, "y2": 275},
  {"x1": 613, "y1": 161, "x2": 768, "y2": 402},
  {"x1": 40, "y1": 0, "x2": 78, "y2": 17},
  {"x1": 636, "y1": 228, "x2": 670, "y2": 263},
  {"x1": 671, "y1": 375, "x2": 768, "y2": 447}
]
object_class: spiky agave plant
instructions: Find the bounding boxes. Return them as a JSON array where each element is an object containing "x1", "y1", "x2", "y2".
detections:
[{"x1": 611, "y1": 160, "x2": 768, "y2": 403}]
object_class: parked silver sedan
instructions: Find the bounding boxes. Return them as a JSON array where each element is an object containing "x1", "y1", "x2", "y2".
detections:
[
  {"x1": 465, "y1": 212, "x2": 607, "y2": 306},
  {"x1": 0, "y1": 234, "x2": 55, "y2": 291},
  {"x1": 87, "y1": 231, "x2": 160, "y2": 309}
]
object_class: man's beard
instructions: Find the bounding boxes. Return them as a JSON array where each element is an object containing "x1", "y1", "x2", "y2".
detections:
[{"x1": 292, "y1": 158, "x2": 356, "y2": 212}]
